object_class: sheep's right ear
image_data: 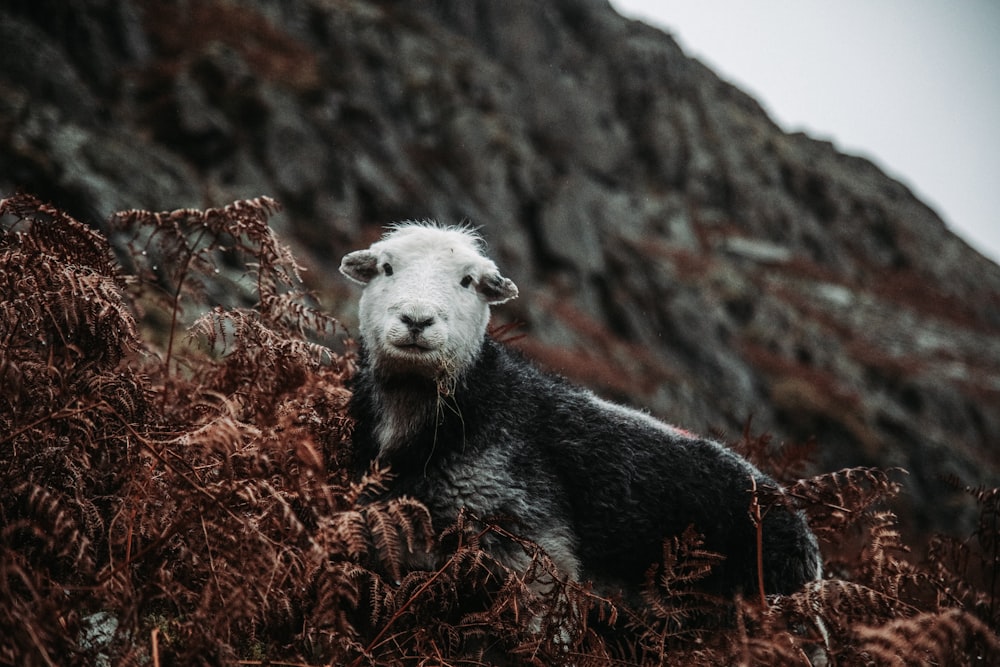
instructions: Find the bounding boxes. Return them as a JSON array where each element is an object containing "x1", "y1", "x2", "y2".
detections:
[{"x1": 340, "y1": 249, "x2": 379, "y2": 285}]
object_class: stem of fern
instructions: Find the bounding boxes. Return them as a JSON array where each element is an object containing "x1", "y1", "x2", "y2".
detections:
[
  {"x1": 163, "y1": 226, "x2": 209, "y2": 378},
  {"x1": 749, "y1": 475, "x2": 767, "y2": 607}
]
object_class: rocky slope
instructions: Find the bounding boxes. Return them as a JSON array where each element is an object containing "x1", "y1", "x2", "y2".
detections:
[{"x1": 2, "y1": 0, "x2": 998, "y2": 535}]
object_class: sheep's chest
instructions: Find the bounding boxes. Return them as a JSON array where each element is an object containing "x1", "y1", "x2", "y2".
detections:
[{"x1": 417, "y1": 444, "x2": 525, "y2": 525}]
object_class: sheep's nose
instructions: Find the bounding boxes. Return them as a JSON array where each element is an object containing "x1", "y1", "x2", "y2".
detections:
[{"x1": 400, "y1": 314, "x2": 434, "y2": 334}]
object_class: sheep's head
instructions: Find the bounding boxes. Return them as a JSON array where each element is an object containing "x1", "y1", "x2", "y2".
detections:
[{"x1": 340, "y1": 223, "x2": 518, "y2": 383}]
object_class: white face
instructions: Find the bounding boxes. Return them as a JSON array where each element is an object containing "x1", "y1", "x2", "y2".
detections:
[{"x1": 341, "y1": 226, "x2": 518, "y2": 380}]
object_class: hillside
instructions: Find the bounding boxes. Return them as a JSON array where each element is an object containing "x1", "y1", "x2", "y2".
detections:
[
  {"x1": 2, "y1": 0, "x2": 999, "y2": 541},
  {"x1": 4, "y1": 192, "x2": 998, "y2": 665},
  {"x1": 3, "y1": 2, "x2": 1000, "y2": 661}
]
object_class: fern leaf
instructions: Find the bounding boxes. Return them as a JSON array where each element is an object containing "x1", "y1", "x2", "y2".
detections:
[
  {"x1": 854, "y1": 608, "x2": 1000, "y2": 666},
  {"x1": 364, "y1": 504, "x2": 405, "y2": 582}
]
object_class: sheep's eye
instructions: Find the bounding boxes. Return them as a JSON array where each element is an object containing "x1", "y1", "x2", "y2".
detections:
[
  {"x1": 382, "y1": 262, "x2": 394, "y2": 276},
  {"x1": 460, "y1": 275, "x2": 473, "y2": 288}
]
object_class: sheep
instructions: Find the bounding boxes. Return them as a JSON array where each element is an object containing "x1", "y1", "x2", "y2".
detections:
[{"x1": 339, "y1": 222, "x2": 822, "y2": 600}]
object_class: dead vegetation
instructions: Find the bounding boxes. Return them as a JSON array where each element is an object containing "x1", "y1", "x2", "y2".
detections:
[{"x1": 1, "y1": 192, "x2": 997, "y2": 665}]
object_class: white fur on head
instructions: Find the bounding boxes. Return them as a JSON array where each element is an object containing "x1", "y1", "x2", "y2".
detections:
[{"x1": 340, "y1": 222, "x2": 518, "y2": 382}]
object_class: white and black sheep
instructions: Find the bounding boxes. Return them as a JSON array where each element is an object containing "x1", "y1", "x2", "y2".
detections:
[{"x1": 340, "y1": 222, "x2": 821, "y2": 597}]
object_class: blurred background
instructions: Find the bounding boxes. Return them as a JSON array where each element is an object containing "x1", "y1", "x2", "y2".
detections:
[
  {"x1": 1, "y1": 0, "x2": 998, "y2": 539},
  {"x1": 613, "y1": 0, "x2": 1000, "y2": 263}
]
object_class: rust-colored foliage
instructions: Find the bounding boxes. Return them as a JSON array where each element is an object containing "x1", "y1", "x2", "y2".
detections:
[{"x1": 1, "y1": 193, "x2": 998, "y2": 665}]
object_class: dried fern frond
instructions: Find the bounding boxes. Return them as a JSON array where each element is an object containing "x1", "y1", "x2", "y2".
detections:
[
  {"x1": 469, "y1": 516, "x2": 619, "y2": 661},
  {"x1": 655, "y1": 525, "x2": 727, "y2": 594},
  {"x1": 729, "y1": 597, "x2": 816, "y2": 667},
  {"x1": 853, "y1": 608, "x2": 1000, "y2": 666},
  {"x1": 3, "y1": 484, "x2": 95, "y2": 575},
  {"x1": 189, "y1": 306, "x2": 336, "y2": 367},
  {"x1": 926, "y1": 480, "x2": 1000, "y2": 629},
  {"x1": 259, "y1": 290, "x2": 340, "y2": 338},
  {"x1": 109, "y1": 195, "x2": 291, "y2": 297},
  {"x1": 629, "y1": 526, "x2": 727, "y2": 651},
  {"x1": 773, "y1": 578, "x2": 920, "y2": 638},
  {"x1": 858, "y1": 511, "x2": 927, "y2": 600},
  {"x1": 1, "y1": 194, "x2": 139, "y2": 368},
  {"x1": 731, "y1": 421, "x2": 818, "y2": 483},
  {"x1": 784, "y1": 466, "x2": 905, "y2": 539},
  {"x1": 1, "y1": 195, "x2": 153, "y2": 666},
  {"x1": 346, "y1": 463, "x2": 395, "y2": 506},
  {"x1": 1, "y1": 192, "x2": 120, "y2": 279},
  {"x1": 359, "y1": 498, "x2": 434, "y2": 582},
  {"x1": 108, "y1": 196, "x2": 323, "y2": 369}
]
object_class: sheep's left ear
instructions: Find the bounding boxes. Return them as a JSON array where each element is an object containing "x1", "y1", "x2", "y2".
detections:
[
  {"x1": 477, "y1": 271, "x2": 518, "y2": 305},
  {"x1": 340, "y1": 249, "x2": 378, "y2": 285}
]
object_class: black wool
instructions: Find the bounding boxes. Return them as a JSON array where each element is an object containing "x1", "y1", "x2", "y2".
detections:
[{"x1": 348, "y1": 336, "x2": 821, "y2": 598}]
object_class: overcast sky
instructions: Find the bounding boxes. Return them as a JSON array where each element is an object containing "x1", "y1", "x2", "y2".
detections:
[{"x1": 610, "y1": 0, "x2": 1000, "y2": 264}]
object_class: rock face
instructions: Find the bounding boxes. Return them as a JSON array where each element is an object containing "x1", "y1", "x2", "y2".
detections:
[{"x1": 2, "y1": 0, "x2": 998, "y2": 534}]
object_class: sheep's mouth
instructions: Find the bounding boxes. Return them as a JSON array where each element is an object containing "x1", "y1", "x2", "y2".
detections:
[{"x1": 392, "y1": 342, "x2": 434, "y2": 353}]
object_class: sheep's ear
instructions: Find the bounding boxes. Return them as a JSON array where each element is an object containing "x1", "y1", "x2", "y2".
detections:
[
  {"x1": 477, "y1": 272, "x2": 518, "y2": 305},
  {"x1": 340, "y1": 249, "x2": 379, "y2": 285}
]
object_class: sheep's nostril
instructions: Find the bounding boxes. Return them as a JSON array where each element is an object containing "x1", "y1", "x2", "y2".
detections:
[{"x1": 400, "y1": 314, "x2": 434, "y2": 334}]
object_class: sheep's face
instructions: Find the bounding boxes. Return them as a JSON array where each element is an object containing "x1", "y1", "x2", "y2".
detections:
[{"x1": 340, "y1": 224, "x2": 518, "y2": 382}]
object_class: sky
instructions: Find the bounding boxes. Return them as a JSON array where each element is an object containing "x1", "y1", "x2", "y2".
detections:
[{"x1": 610, "y1": 0, "x2": 1000, "y2": 264}]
